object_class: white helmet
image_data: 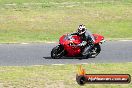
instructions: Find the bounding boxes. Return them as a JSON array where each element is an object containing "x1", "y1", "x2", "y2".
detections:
[{"x1": 77, "y1": 24, "x2": 86, "y2": 35}]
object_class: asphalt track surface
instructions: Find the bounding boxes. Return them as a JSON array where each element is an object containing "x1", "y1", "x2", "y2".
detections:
[{"x1": 0, "y1": 41, "x2": 132, "y2": 66}]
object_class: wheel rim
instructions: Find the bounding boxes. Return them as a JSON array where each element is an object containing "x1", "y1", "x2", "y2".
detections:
[
  {"x1": 52, "y1": 46, "x2": 64, "y2": 58},
  {"x1": 91, "y1": 47, "x2": 99, "y2": 57}
]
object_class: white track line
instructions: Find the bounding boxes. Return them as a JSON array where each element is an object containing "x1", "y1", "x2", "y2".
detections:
[
  {"x1": 21, "y1": 43, "x2": 29, "y2": 44},
  {"x1": 119, "y1": 40, "x2": 132, "y2": 42},
  {"x1": 52, "y1": 64, "x2": 65, "y2": 65}
]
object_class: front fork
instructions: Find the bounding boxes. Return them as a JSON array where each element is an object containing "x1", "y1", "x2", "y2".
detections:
[{"x1": 58, "y1": 44, "x2": 67, "y2": 56}]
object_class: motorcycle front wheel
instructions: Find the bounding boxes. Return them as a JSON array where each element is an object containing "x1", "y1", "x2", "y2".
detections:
[{"x1": 51, "y1": 45, "x2": 65, "y2": 59}]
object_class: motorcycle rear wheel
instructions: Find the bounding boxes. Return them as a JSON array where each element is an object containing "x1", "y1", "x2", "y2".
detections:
[
  {"x1": 90, "y1": 44, "x2": 101, "y2": 58},
  {"x1": 51, "y1": 45, "x2": 65, "y2": 59}
]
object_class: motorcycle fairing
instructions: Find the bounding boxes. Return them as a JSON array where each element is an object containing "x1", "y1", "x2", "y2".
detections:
[
  {"x1": 93, "y1": 34, "x2": 104, "y2": 44},
  {"x1": 59, "y1": 35, "x2": 82, "y2": 56},
  {"x1": 59, "y1": 34, "x2": 104, "y2": 57}
]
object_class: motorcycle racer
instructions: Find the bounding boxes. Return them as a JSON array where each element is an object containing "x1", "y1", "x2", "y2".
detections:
[
  {"x1": 51, "y1": 25, "x2": 104, "y2": 59},
  {"x1": 70, "y1": 24, "x2": 95, "y2": 56}
]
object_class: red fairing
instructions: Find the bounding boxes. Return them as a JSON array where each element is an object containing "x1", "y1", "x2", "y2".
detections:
[
  {"x1": 59, "y1": 35, "x2": 82, "y2": 56},
  {"x1": 93, "y1": 34, "x2": 104, "y2": 44},
  {"x1": 59, "y1": 34, "x2": 104, "y2": 57},
  {"x1": 59, "y1": 35, "x2": 66, "y2": 45}
]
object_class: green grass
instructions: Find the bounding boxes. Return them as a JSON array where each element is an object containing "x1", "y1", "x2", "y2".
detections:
[
  {"x1": 0, "y1": 0, "x2": 132, "y2": 43},
  {"x1": 0, "y1": 62, "x2": 132, "y2": 88}
]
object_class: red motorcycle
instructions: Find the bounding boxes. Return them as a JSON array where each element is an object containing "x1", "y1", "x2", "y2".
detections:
[{"x1": 51, "y1": 34, "x2": 105, "y2": 59}]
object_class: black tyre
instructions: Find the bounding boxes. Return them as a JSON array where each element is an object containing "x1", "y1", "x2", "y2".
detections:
[
  {"x1": 51, "y1": 45, "x2": 64, "y2": 59},
  {"x1": 90, "y1": 44, "x2": 101, "y2": 58}
]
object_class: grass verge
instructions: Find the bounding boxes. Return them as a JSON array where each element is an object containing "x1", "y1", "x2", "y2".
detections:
[
  {"x1": 0, "y1": 62, "x2": 132, "y2": 88},
  {"x1": 0, "y1": 0, "x2": 132, "y2": 43}
]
